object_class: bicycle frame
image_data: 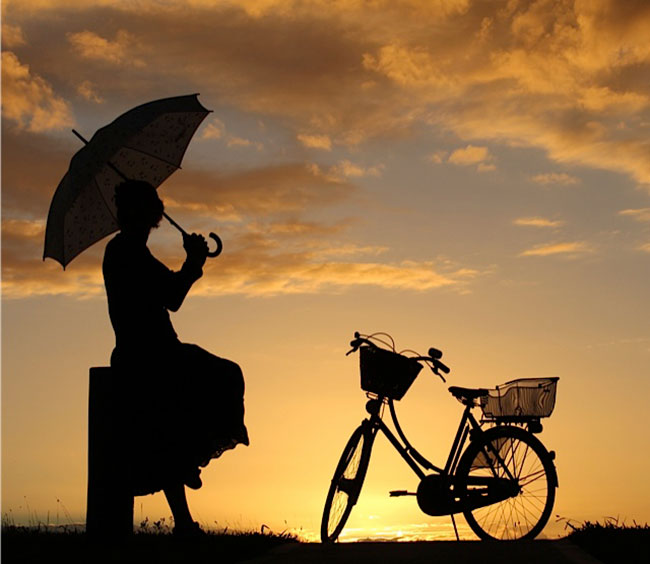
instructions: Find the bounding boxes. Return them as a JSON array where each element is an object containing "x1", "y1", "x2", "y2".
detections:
[{"x1": 362, "y1": 396, "x2": 489, "y2": 482}]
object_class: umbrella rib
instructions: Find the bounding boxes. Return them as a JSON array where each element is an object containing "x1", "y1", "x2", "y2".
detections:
[
  {"x1": 118, "y1": 145, "x2": 184, "y2": 170},
  {"x1": 92, "y1": 176, "x2": 119, "y2": 224}
]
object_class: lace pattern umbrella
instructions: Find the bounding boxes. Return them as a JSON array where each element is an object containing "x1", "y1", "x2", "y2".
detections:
[{"x1": 44, "y1": 94, "x2": 214, "y2": 268}]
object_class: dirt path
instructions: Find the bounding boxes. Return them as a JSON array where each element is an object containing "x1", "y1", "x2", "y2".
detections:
[{"x1": 243, "y1": 540, "x2": 603, "y2": 564}]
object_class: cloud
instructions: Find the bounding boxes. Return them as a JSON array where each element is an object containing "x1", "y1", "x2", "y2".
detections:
[
  {"x1": 0, "y1": 127, "x2": 77, "y2": 215},
  {"x1": 448, "y1": 145, "x2": 492, "y2": 166},
  {"x1": 329, "y1": 160, "x2": 384, "y2": 179},
  {"x1": 66, "y1": 30, "x2": 138, "y2": 65},
  {"x1": 1, "y1": 210, "x2": 480, "y2": 299},
  {"x1": 514, "y1": 217, "x2": 564, "y2": 228},
  {"x1": 76, "y1": 80, "x2": 104, "y2": 103},
  {"x1": 639, "y1": 243, "x2": 650, "y2": 253},
  {"x1": 4, "y1": 0, "x2": 650, "y2": 300},
  {"x1": 1, "y1": 51, "x2": 74, "y2": 132},
  {"x1": 431, "y1": 145, "x2": 495, "y2": 172},
  {"x1": 246, "y1": 218, "x2": 347, "y2": 237},
  {"x1": 619, "y1": 208, "x2": 650, "y2": 222},
  {"x1": 198, "y1": 256, "x2": 475, "y2": 297},
  {"x1": 519, "y1": 241, "x2": 592, "y2": 257},
  {"x1": 187, "y1": 225, "x2": 481, "y2": 296},
  {"x1": 1, "y1": 140, "x2": 481, "y2": 299},
  {"x1": 226, "y1": 136, "x2": 264, "y2": 150},
  {"x1": 1, "y1": 218, "x2": 45, "y2": 239},
  {"x1": 6, "y1": 1, "x2": 650, "y2": 189},
  {"x1": 530, "y1": 173, "x2": 580, "y2": 185},
  {"x1": 316, "y1": 244, "x2": 388, "y2": 257},
  {"x1": 1, "y1": 217, "x2": 104, "y2": 299},
  {"x1": 160, "y1": 162, "x2": 356, "y2": 219},
  {"x1": 201, "y1": 118, "x2": 226, "y2": 140},
  {"x1": 297, "y1": 133, "x2": 332, "y2": 150},
  {"x1": 2, "y1": 23, "x2": 26, "y2": 47},
  {"x1": 200, "y1": 118, "x2": 262, "y2": 148},
  {"x1": 428, "y1": 150, "x2": 448, "y2": 164}
]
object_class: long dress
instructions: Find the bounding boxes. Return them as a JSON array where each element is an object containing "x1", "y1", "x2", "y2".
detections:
[{"x1": 102, "y1": 232, "x2": 248, "y2": 495}]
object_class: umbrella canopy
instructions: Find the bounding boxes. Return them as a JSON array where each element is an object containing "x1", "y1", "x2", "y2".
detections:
[{"x1": 44, "y1": 94, "x2": 211, "y2": 268}]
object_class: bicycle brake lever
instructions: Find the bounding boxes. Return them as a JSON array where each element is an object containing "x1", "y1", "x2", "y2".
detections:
[
  {"x1": 431, "y1": 365, "x2": 447, "y2": 383},
  {"x1": 346, "y1": 338, "x2": 362, "y2": 356}
]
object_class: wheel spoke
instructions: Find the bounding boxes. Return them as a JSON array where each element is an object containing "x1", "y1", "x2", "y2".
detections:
[
  {"x1": 322, "y1": 426, "x2": 373, "y2": 543},
  {"x1": 460, "y1": 428, "x2": 555, "y2": 541}
]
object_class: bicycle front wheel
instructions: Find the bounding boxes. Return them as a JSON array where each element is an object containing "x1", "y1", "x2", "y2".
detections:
[
  {"x1": 457, "y1": 425, "x2": 556, "y2": 540},
  {"x1": 321, "y1": 423, "x2": 374, "y2": 543}
]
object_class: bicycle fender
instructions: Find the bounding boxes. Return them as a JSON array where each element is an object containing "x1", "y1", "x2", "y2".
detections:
[{"x1": 459, "y1": 425, "x2": 559, "y2": 489}]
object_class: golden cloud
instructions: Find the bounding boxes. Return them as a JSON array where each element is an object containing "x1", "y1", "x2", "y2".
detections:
[
  {"x1": 448, "y1": 145, "x2": 491, "y2": 166},
  {"x1": 477, "y1": 163, "x2": 496, "y2": 172},
  {"x1": 430, "y1": 145, "x2": 495, "y2": 171},
  {"x1": 3, "y1": 0, "x2": 650, "y2": 300},
  {"x1": 226, "y1": 136, "x2": 263, "y2": 150},
  {"x1": 519, "y1": 241, "x2": 592, "y2": 257},
  {"x1": 201, "y1": 118, "x2": 226, "y2": 140},
  {"x1": 191, "y1": 229, "x2": 479, "y2": 296},
  {"x1": 1, "y1": 127, "x2": 76, "y2": 214},
  {"x1": 1, "y1": 214, "x2": 480, "y2": 299},
  {"x1": 66, "y1": 30, "x2": 138, "y2": 66},
  {"x1": 1, "y1": 51, "x2": 74, "y2": 132},
  {"x1": 297, "y1": 133, "x2": 332, "y2": 150},
  {"x1": 1, "y1": 218, "x2": 45, "y2": 238},
  {"x1": 7, "y1": 0, "x2": 648, "y2": 188},
  {"x1": 1, "y1": 216, "x2": 104, "y2": 298},
  {"x1": 2, "y1": 252, "x2": 105, "y2": 299},
  {"x1": 428, "y1": 151, "x2": 448, "y2": 164},
  {"x1": 330, "y1": 160, "x2": 384, "y2": 179},
  {"x1": 160, "y1": 162, "x2": 356, "y2": 219},
  {"x1": 514, "y1": 217, "x2": 564, "y2": 228},
  {"x1": 530, "y1": 173, "x2": 580, "y2": 185},
  {"x1": 1, "y1": 23, "x2": 26, "y2": 47},
  {"x1": 2, "y1": 137, "x2": 479, "y2": 298},
  {"x1": 619, "y1": 208, "x2": 650, "y2": 222},
  {"x1": 76, "y1": 80, "x2": 104, "y2": 103}
]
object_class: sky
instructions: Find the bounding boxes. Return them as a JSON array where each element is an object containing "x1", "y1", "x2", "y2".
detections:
[{"x1": 2, "y1": 0, "x2": 650, "y2": 541}]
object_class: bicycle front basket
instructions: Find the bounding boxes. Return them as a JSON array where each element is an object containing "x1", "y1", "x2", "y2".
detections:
[
  {"x1": 480, "y1": 377, "x2": 559, "y2": 420},
  {"x1": 359, "y1": 346, "x2": 422, "y2": 400}
]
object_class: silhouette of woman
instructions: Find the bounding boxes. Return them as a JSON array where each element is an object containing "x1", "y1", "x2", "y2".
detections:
[{"x1": 102, "y1": 180, "x2": 248, "y2": 536}]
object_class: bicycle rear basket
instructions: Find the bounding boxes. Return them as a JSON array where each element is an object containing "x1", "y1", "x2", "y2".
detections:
[
  {"x1": 480, "y1": 377, "x2": 559, "y2": 420},
  {"x1": 359, "y1": 346, "x2": 422, "y2": 400}
]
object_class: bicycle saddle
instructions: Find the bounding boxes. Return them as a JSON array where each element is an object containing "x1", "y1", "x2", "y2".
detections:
[{"x1": 448, "y1": 386, "x2": 489, "y2": 403}]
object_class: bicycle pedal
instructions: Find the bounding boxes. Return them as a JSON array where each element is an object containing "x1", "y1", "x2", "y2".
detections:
[{"x1": 389, "y1": 490, "x2": 416, "y2": 497}]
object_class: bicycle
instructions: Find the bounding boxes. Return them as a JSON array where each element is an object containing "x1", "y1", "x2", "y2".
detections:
[{"x1": 321, "y1": 331, "x2": 559, "y2": 542}]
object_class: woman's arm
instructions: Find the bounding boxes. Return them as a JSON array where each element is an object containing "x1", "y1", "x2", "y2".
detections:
[{"x1": 159, "y1": 233, "x2": 208, "y2": 312}]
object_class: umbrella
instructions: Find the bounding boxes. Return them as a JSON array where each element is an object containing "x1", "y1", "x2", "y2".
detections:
[{"x1": 43, "y1": 94, "x2": 222, "y2": 268}]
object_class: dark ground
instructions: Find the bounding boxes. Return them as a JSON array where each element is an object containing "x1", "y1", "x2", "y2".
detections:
[
  {"x1": 2, "y1": 526, "x2": 648, "y2": 564},
  {"x1": 566, "y1": 523, "x2": 649, "y2": 564},
  {"x1": 1, "y1": 527, "x2": 297, "y2": 564}
]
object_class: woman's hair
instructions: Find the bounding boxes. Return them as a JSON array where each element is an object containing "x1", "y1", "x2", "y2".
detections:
[{"x1": 114, "y1": 180, "x2": 164, "y2": 229}]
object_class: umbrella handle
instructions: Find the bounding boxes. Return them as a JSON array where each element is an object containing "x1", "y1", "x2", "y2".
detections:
[
  {"x1": 163, "y1": 212, "x2": 222, "y2": 258},
  {"x1": 207, "y1": 232, "x2": 223, "y2": 258}
]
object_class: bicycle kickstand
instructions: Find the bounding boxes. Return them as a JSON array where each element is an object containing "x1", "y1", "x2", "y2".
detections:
[{"x1": 450, "y1": 513, "x2": 460, "y2": 541}]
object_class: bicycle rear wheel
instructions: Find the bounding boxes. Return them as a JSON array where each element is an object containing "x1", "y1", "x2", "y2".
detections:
[
  {"x1": 457, "y1": 425, "x2": 556, "y2": 540},
  {"x1": 321, "y1": 423, "x2": 374, "y2": 543}
]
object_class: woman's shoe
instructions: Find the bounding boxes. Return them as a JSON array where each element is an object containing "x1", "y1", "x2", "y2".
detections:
[{"x1": 173, "y1": 521, "x2": 206, "y2": 538}]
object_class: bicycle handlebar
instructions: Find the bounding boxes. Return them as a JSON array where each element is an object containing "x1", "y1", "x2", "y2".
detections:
[{"x1": 346, "y1": 331, "x2": 450, "y2": 382}]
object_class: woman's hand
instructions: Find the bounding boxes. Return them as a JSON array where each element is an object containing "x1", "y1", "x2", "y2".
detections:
[{"x1": 183, "y1": 233, "x2": 209, "y2": 269}]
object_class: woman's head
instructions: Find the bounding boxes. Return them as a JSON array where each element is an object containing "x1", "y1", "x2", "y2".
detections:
[{"x1": 114, "y1": 180, "x2": 164, "y2": 231}]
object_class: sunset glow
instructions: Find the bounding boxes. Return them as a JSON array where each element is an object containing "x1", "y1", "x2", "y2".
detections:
[{"x1": 2, "y1": 0, "x2": 650, "y2": 540}]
